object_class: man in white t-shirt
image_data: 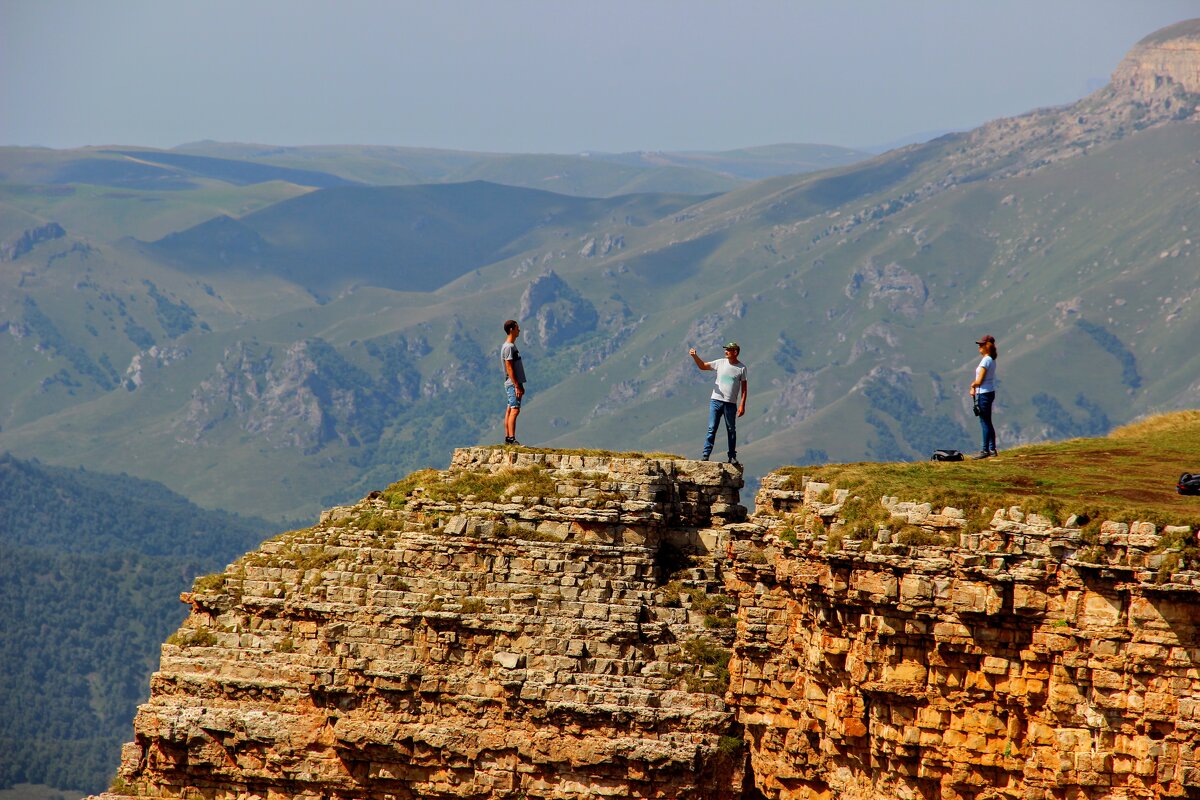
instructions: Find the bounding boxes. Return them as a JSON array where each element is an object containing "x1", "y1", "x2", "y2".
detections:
[{"x1": 689, "y1": 341, "x2": 748, "y2": 467}]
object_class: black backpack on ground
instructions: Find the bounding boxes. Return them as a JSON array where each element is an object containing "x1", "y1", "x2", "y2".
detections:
[
  {"x1": 931, "y1": 449, "x2": 964, "y2": 462},
  {"x1": 1178, "y1": 473, "x2": 1200, "y2": 496}
]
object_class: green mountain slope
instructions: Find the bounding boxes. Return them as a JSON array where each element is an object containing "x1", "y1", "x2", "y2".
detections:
[
  {"x1": 0, "y1": 453, "x2": 279, "y2": 793},
  {"x1": 590, "y1": 142, "x2": 882, "y2": 180},
  {"x1": 0, "y1": 21, "x2": 1196, "y2": 521},
  {"x1": 148, "y1": 181, "x2": 704, "y2": 295}
]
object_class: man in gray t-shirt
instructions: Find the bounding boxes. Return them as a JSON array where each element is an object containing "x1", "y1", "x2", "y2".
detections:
[
  {"x1": 689, "y1": 341, "x2": 748, "y2": 466},
  {"x1": 501, "y1": 319, "x2": 526, "y2": 445}
]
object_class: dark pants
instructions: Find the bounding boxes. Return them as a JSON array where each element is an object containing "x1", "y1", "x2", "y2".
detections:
[
  {"x1": 703, "y1": 399, "x2": 737, "y2": 460},
  {"x1": 976, "y1": 391, "x2": 996, "y2": 453}
]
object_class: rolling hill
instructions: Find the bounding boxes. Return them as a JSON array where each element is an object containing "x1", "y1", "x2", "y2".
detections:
[{"x1": 147, "y1": 181, "x2": 705, "y2": 295}]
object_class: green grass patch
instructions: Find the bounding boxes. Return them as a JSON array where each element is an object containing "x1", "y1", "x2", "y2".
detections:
[
  {"x1": 349, "y1": 511, "x2": 396, "y2": 531},
  {"x1": 482, "y1": 444, "x2": 684, "y2": 459},
  {"x1": 382, "y1": 466, "x2": 565, "y2": 505},
  {"x1": 895, "y1": 526, "x2": 953, "y2": 547},
  {"x1": 825, "y1": 529, "x2": 844, "y2": 553},
  {"x1": 777, "y1": 411, "x2": 1200, "y2": 528},
  {"x1": 191, "y1": 573, "x2": 226, "y2": 593},
  {"x1": 660, "y1": 582, "x2": 736, "y2": 628},
  {"x1": 166, "y1": 627, "x2": 218, "y2": 648},
  {"x1": 675, "y1": 636, "x2": 732, "y2": 695}
]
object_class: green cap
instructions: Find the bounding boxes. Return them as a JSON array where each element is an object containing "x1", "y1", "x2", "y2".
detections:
[{"x1": 724, "y1": 341, "x2": 739, "y2": 351}]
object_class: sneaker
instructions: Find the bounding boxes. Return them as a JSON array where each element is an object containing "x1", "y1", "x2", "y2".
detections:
[
  {"x1": 504, "y1": 437, "x2": 521, "y2": 446},
  {"x1": 972, "y1": 450, "x2": 992, "y2": 459},
  {"x1": 701, "y1": 454, "x2": 710, "y2": 461},
  {"x1": 728, "y1": 459, "x2": 742, "y2": 469},
  {"x1": 989, "y1": 449, "x2": 999, "y2": 457}
]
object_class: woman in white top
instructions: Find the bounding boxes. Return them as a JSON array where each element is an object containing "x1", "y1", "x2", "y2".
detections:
[{"x1": 969, "y1": 334, "x2": 998, "y2": 458}]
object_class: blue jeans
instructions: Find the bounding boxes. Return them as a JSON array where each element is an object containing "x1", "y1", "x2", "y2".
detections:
[
  {"x1": 976, "y1": 391, "x2": 996, "y2": 453},
  {"x1": 703, "y1": 399, "x2": 737, "y2": 460}
]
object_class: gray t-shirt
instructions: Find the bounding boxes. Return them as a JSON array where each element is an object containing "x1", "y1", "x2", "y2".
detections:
[
  {"x1": 709, "y1": 358, "x2": 747, "y2": 403},
  {"x1": 501, "y1": 341, "x2": 526, "y2": 387}
]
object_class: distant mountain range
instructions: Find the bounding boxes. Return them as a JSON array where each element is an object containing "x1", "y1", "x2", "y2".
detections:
[
  {"x1": 0, "y1": 140, "x2": 871, "y2": 201},
  {"x1": 1, "y1": 19, "x2": 1198, "y2": 522}
]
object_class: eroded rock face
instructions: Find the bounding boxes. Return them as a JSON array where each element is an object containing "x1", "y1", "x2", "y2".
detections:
[
  {"x1": 1, "y1": 221, "x2": 66, "y2": 261},
  {"x1": 103, "y1": 448, "x2": 747, "y2": 800},
  {"x1": 518, "y1": 271, "x2": 599, "y2": 347},
  {"x1": 726, "y1": 472, "x2": 1200, "y2": 800},
  {"x1": 96, "y1": 447, "x2": 1200, "y2": 800},
  {"x1": 1112, "y1": 20, "x2": 1200, "y2": 107}
]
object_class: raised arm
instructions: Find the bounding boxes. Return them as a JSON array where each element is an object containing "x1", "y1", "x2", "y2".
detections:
[{"x1": 689, "y1": 348, "x2": 712, "y2": 371}]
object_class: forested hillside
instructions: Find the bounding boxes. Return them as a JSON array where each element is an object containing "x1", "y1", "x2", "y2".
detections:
[{"x1": 0, "y1": 454, "x2": 281, "y2": 792}]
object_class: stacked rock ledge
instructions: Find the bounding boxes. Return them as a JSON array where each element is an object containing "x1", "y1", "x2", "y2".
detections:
[
  {"x1": 102, "y1": 447, "x2": 748, "y2": 800},
  {"x1": 727, "y1": 470, "x2": 1200, "y2": 800},
  {"x1": 95, "y1": 450, "x2": 1200, "y2": 800}
]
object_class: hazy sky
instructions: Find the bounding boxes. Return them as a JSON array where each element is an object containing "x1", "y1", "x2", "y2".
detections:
[{"x1": 2, "y1": 1, "x2": 1197, "y2": 153}]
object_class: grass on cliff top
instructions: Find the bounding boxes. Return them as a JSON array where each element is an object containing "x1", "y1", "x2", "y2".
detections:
[
  {"x1": 383, "y1": 466, "x2": 563, "y2": 506},
  {"x1": 482, "y1": 444, "x2": 685, "y2": 460},
  {"x1": 781, "y1": 410, "x2": 1200, "y2": 527}
]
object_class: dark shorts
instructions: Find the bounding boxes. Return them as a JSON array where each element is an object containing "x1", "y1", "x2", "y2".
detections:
[{"x1": 506, "y1": 384, "x2": 522, "y2": 409}]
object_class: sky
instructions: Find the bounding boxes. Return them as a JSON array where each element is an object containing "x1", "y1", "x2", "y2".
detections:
[{"x1": 2, "y1": 0, "x2": 1197, "y2": 154}]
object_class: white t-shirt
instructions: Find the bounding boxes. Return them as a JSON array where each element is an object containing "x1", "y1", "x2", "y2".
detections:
[
  {"x1": 709, "y1": 358, "x2": 747, "y2": 403},
  {"x1": 976, "y1": 355, "x2": 996, "y2": 393}
]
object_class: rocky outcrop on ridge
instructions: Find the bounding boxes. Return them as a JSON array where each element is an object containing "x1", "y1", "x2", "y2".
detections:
[
  {"x1": 1113, "y1": 20, "x2": 1200, "y2": 109},
  {"x1": 1, "y1": 221, "x2": 66, "y2": 261},
  {"x1": 104, "y1": 448, "x2": 748, "y2": 800},
  {"x1": 945, "y1": 18, "x2": 1200, "y2": 183},
  {"x1": 518, "y1": 270, "x2": 600, "y2": 348}
]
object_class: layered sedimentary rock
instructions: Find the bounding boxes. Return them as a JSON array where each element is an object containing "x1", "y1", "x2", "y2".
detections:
[
  {"x1": 99, "y1": 448, "x2": 1200, "y2": 800},
  {"x1": 106, "y1": 448, "x2": 747, "y2": 800},
  {"x1": 1112, "y1": 20, "x2": 1200, "y2": 105},
  {"x1": 727, "y1": 472, "x2": 1200, "y2": 800}
]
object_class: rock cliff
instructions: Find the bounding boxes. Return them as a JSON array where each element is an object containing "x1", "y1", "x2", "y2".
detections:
[
  {"x1": 105, "y1": 448, "x2": 749, "y2": 800},
  {"x1": 1112, "y1": 20, "x2": 1200, "y2": 107},
  {"x1": 727, "y1": 473, "x2": 1200, "y2": 800},
  {"x1": 918, "y1": 18, "x2": 1200, "y2": 189},
  {"x1": 98, "y1": 448, "x2": 1200, "y2": 800},
  {"x1": 1, "y1": 221, "x2": 66, "y2": 261}
]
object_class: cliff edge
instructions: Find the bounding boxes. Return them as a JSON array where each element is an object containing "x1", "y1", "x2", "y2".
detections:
[
  {"x1": 104, "y1": 448, "x2": 749, "y2": 800},
  {"x1": 729, "y1": 471, "x2": 1199, "y2": 800},
  {"x1": 96, "y1": 408, "x2": 1200, "y2": 800}
]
